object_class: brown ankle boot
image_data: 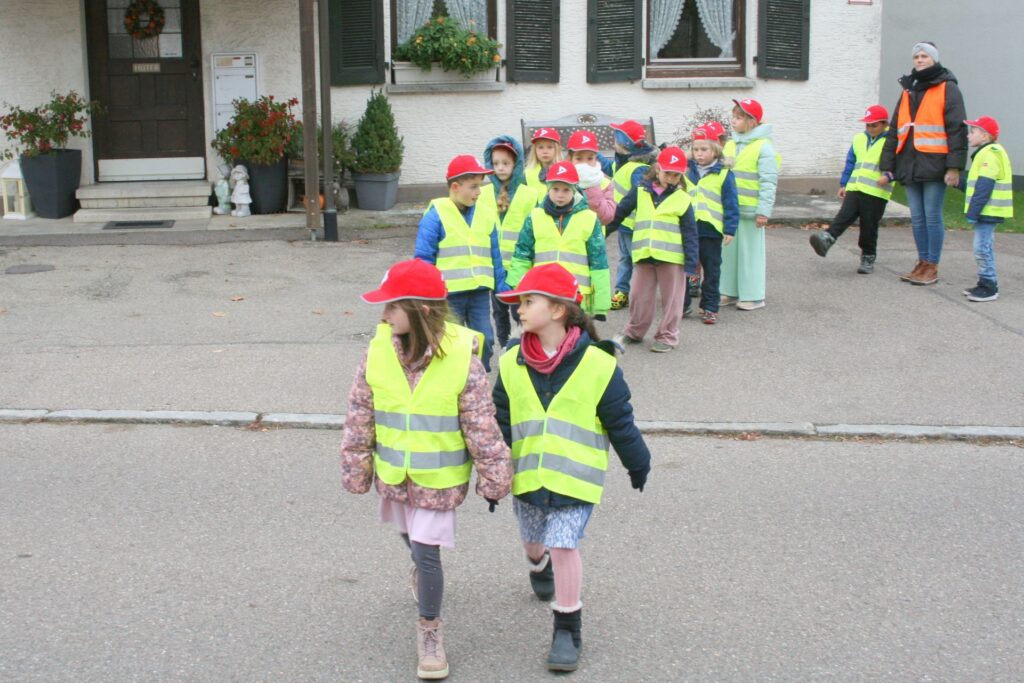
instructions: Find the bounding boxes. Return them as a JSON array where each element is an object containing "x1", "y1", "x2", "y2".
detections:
[
  {"x1": 909, "y1": 261, "x2": 938, "y2": 286},
  {"x1": 900, "y1": 260, "x2": 925, "y2": 282},
  {"x1": 416, "y1": 618, "x2": 449, "y2": 679}
]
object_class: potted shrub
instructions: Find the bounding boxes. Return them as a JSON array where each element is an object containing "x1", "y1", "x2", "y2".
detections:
[
  {"x1": 351, "y1": 90, "x2": 404, "y2": 211},
  {"x1": 393, "y1": 16, "x2": 502, "y2": 84},
  {"x1": 0, "y1": 91, "x2": 101, "y2": 219},
  {"x1": 288, "y1": 120, "x2": 356, "y2": 211},
  {"x1": 211, "y1": 95, "x2": 299, "y2": 214}
]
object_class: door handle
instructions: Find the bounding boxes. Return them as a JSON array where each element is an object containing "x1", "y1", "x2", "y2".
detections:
[{"x1": 191, "y1": 59, "x2": 200, "y2": 82}]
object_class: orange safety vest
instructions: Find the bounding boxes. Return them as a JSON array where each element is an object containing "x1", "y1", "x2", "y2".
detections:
[{"x1": 895, "y1": 81, "x2": 949, "y2": 155}]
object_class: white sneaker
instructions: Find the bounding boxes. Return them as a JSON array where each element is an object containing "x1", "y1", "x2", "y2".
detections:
[
  {"x1": 720, "y1": 295, "x2": 738, "y2": 306},
  {"x1": 736, "y1": 300, "x2": 765, "y2": 311}
]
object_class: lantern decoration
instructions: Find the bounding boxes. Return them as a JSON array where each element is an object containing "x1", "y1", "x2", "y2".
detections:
[{"x1": 1, "y1": 160, "x2": 34, "y2": 220}]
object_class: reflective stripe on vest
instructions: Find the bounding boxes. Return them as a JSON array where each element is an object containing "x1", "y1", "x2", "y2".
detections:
[
  {"x1": 846, "y1": 131, "x2": 893, "y2": 201},
  {"x1": 499, "y1": 344, "x2": 617, "y2": 504},
  {"x1": 432, "y1": 197, "x2": 497, "y2": 292},
  {"x1": 366, "y1": 322, "x2": 481, "y2": 489},
  {"x1": 613, "y1": 161, "x2": 647, "y2": 229},
  {"x1": 965, "y1": 143, "x2": 1014, "y2": 218},
  {"x1": 631, "y1": 188, "x2": 691, "y2": 265},
  {"x1": 895, "y1": 81, "x2": 949, "y2": 154},
  {"x1": 478, "y1": 183, "x2": 540, "y2": 266},
  {"x1": 531, "y1": 207, "x2": 598, "y2": 291},
  {"x1": 690, "y1": 168, "x2": 727, "y2": 233}
]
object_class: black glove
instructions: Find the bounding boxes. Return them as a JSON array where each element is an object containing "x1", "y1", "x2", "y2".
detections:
[
  {"x1": 594, "y1": 314, "x2": 607, "y2": 322},
  {"x1": 629, "y1": 468, "x2": 648, "y2": 492},
  {"x1": 486, "y1": 497, "x2": 499, "y2": 513}
]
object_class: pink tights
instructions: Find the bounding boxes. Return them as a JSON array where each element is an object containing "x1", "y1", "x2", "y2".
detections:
[{"x1": 524, "y1": 542, "x2": 583, "y2": 610}]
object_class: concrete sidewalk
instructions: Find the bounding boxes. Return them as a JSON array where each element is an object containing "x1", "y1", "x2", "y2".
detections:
[{"x1": 0, "y1": 190, "x2": 912, "y2": 247}]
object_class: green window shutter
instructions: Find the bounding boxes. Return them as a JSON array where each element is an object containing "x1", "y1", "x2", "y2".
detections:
[
  {"x1": 586, "y1": 0, "x2": 642, "y2": 84},
  {"x1": 329, "y1": 0, "x2": 384, "y2": 85},
  {"x1": 507, "y1": 0, "x2": 560, "y2": 83},
  {"x1": 757, "y1": 0, "x2": 810, "y2": 80}
]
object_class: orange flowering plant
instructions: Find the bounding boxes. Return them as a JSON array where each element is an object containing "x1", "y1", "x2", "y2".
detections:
[
  {"x1": 394, "y1": 15, "x2": 502, "y2": 77},
  {"x1": 211, "y1": 95, "x2": 300, "y2": 165}
]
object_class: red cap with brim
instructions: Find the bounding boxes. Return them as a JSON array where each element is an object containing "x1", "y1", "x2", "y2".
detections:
[
  {"x1": 610, "y1": 120, "x2": 647, "y2": 143},
  {"x1": 361, "y1": 258, "x2": 448, "y2": 304},
  {"x1": 732, "y1": 98, "x2": 764, "y2": 124},
  {"x1": 446, "y1": 155, "x2": 493, "y2": 182},
  {"x1": 860, "y1": 104, "x2": 889, "y2": 123},
  {"x1": 703, "y1": 120, "x2": 727, "y2": 139},
  {"x1": 496, "y1": 263, "x2": 583, "y2": 304},
  {"x1": 965, "y1": 116, "x2": 1000, "y2": 139}
]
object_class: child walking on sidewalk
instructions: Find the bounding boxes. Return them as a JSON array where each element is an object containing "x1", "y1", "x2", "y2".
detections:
[
  {"x1": 492, "y1": 263, "x2": 651, "y2": 672},
  {"x1": 341, "y1": 259, "x2": 512, "y2": 680}
]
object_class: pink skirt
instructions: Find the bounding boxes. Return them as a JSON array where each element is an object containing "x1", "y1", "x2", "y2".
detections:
[{"x1": 379, "y1": 497, "x2": 457, "y2": 548}]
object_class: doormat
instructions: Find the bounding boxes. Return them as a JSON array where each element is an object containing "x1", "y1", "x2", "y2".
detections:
[{"x1": 102, "y1": 220, "x2": 176, "y2": 230}]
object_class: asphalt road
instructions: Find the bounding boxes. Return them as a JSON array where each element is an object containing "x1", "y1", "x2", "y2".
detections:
[{"x1": 2, "y1": 423, "x2": 1022, "y2": 682}]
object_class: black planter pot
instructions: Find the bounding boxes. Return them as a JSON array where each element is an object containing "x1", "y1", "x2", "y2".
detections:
[
  {"x1": 242, "y1": 158, "x2": 288, "y2": 214},
  {"x1": 19, "y1": 149, "x2": 82, "y2": 219}
]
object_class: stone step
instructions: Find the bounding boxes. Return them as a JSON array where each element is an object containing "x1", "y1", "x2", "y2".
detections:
[
  {"x1": 77, "y1": 180, "x2": 212, "y2": 200},
  {"x1": 79, "y1": 196, "x2": 211, "y2": 209},
  {"x1": 73, "y1": 206, "x2": 212, "y2": 223}
]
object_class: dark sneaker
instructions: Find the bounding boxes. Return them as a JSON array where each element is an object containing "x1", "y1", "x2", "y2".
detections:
[
  {"x1": 967, "y1": 279, "x2": 999, "y2": 302},
  {"x1": 650, "y1": 341, "x2": 673, "y2": 353},
  {"x1": 857, "y1": 254, "x2": 876, "y2": 274},
  {"x1": 612, "y1": 333, "x2": 642, "y2": 347},
  {"x1": 682, "y1": 305, "x2": 693, "y2": 319},
  {"x1": 610, "y1": 291, "x2": 629, "y2": 310},
  {"x1": 963, "y1": 279, "x2": 984, "y2": 296},
  {"x1": 809, "y1": 231, "x2": 835, "y2": 257}
]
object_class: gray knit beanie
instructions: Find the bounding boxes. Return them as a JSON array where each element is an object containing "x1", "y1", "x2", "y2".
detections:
[{"x1": 912, "y1": 42, "x2": 939, "y2": 63}]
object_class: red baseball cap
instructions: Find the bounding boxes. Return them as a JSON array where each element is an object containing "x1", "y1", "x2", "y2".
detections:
[
  {"x1": 491, "y1": 142, "x2": 517, "y2": 158},
  {"x1": 691, "y1": 126, "x2": 711, "y2": 141},
  {"x1": 732, "y1": 98, "x2": 764, "y2": 123},
  {"x1": 496, "y1": 263, "x2": 583, "y2": 304},
  {"x1": 610, "y1": 119, "x2": 647, "y2": 143},
  {"x1": 361, "y1": 259, "x2": 447, "y2": 304},
  {"x1": 657, "y1": 146, "x2": 688, "y2": 173},
  {"x1": 703, "y1": 120, "x2": 727, "y2": 139},
  {"x1": 567, "y1": 130, "x2": 600, "y2": 152},
  {"x1": 965, "y1": 115, "x2": 999, "y2": 139},
  {"x1": 446, "y1": 155, "x2": 493, "y2": 182},
  {"x1": 860, "y1": 104, "x2": 889, "y2": 123},
  {"x1": 531, "y1": 127, "x2": 562, "y2": 145},
  {"x1": 545, "y1": 160, "x2": 580, "y2": 185}
]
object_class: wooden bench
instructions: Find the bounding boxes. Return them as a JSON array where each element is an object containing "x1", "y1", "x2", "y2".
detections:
[{"x1": 521, "y1": 113, "x2": 656, "y2": 156}]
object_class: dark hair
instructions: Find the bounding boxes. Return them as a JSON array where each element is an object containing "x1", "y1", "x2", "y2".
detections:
[{"x1": 558, "y1": 299, "x2": 600, "y2": 341}]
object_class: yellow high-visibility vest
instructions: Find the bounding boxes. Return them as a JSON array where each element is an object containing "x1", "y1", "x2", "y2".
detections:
[
  {"x1": 478, "y1": 182, "x2": 540, "y2": 267},
  {"x1": 612, "y1": 161, "x2": 647, "y2": 229},
  {"x1": 631, "y1": 188, "x2": 690, "y2": 265},
  {"x1": 690, "y1": 168, "x2": 727, "y2": 233},
  {"x1": 525, "y1": 164, "x2": 547, "y2": 198},
  {"x1": 366, "y1": 322, "x2": 482, "y2": 489},
  {"x1": 431, "y1": 197, "x2": 497, "y2": 292},
  {"x1": 499, "y1": 344, "x2": 616, "y2": 504},
  {"x1": 530, "y1": 207, "x2": 598, "y2": 293},
  {"x1": 965, "y1": 143, "x2": 1014, "y2": 219},
  {"x1": 846, "y1": 131, "x2": 893, "y2": 201}
]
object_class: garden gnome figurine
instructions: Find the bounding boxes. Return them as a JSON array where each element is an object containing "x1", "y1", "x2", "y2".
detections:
[
  {"x1": 212, "y1": 176, "x2": 232, "y2": 215},
  {"x1": 229, "y1": 165, "x2": 251, "y2": 217}
]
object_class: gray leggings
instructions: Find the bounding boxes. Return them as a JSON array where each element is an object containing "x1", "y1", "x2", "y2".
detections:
[{"x1": 402, "y1": 533, "x2": 444, "y2": 619}]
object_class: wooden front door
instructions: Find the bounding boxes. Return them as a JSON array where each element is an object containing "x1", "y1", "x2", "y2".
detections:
[{"x1": 85, "y1": 0, "x2": 206, "y2": 181}]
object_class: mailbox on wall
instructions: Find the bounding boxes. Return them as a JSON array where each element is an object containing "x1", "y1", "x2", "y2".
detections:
[{"x1": 212, "y1": 52, "x2": 258, "y2": 133}]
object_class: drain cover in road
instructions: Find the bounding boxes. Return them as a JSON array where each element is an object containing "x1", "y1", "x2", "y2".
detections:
[
  {"x1": 6, "y1": 264, "x2": 56, "y2": 275},
  {"x1": 102, "y1": 220, "x2": 175, "y2": 230}
]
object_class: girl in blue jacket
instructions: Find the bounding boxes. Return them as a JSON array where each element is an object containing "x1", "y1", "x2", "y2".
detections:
[{"x1": 493, "y1": 262, "x2": 651, "y2": 673}]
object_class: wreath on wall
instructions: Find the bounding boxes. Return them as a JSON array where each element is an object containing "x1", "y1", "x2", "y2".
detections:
[{"x1": 123, "y1": 0, "x2": 166, "y2": 40}]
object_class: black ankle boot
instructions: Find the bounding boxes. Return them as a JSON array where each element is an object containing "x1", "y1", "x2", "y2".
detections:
[
  {"x1": 547, "y1": 608, "x2": 582, "y2": 671},
  {"x1": 810, "y1": 231, "x2": 835, "y2": 257},
  {"x1": 528, "y1": 552, "x2": 554, "y2": 601},
  {"x1": 857, "y1": 254, "x2": 876, "y2": 274}
]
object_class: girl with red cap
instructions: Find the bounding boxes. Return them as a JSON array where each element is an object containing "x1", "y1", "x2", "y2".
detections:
[
  {"x1": 720, "y1": 98, "x2": 778, "y2": 310},
  {"x1": 525, "y1": 127, "x2": 564, "y2": 196},
  {"x1": 606, "y1": 146, "x2": 699, "y2": 352},
  {"x1": 340, "y1": 258, "x2": 512, "y2": 680},
  {"x1": 492, "y1": 263, "x2": 651, "y2": 673},
  {"x1": 566, "y1": 129, "x2": 616, "y2": 225},
  {"x1": 507, "y1": 160, "x2": 612, "y2": 318},
  {"x1": 608, "y1": 119, "x2": 658, "y2": 311}
]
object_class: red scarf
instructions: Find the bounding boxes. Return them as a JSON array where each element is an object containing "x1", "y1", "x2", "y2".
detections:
[{"x1": 520, "y1": 327, "x2": 581, "y2": 375}]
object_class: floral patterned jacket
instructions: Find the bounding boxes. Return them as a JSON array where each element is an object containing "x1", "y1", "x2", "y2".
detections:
[{"x1": 340, "y1": 333, "x2": 512, "y2": 511}]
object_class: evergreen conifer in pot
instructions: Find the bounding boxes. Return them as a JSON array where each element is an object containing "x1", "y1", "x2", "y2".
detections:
[{"x1": 351, "y1": 90, "x2": 404, "y2": 211}]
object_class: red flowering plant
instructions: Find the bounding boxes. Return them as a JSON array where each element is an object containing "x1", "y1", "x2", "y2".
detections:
[
  {"x1": 211, "y1": 95, "x2": 300, "y2": 166},
  {"x1": 0, "y1": 91, "x2": 102, "y2": 161}
]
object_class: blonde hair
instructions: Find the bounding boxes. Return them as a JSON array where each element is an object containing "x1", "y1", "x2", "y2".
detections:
[
  {"x1": 691, "y1": 139, "x2": 724, "y2": 160},
  {"x1": 392, "y1": 298, "x2": 451, "y2": 362},
  {"x1": 525, "y1": 139, "x2": 563, "y2": 171}
]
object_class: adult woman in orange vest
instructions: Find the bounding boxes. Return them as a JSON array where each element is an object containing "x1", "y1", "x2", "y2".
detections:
[{"x1": 879, "y1": 41, "x2": 967, "y2": 286}]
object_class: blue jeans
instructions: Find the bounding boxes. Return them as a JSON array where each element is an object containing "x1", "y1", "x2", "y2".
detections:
[
  {"x1": 683, "y1": 234, "x2": 724, "y2": 313},
  {"x1": 615, "y1": 229, "x2": 634, "y2": 293},
  {"x1": 903, "y1": 181, "x2": 946, "y2": 263},
  {"x1": 973, "y1": 220, "x2": 997, "y2": 282},
  {"x1": 448, "y1": 289, "x2": 494, "y2": 371}
]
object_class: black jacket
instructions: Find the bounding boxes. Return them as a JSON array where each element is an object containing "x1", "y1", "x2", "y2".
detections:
[
  {"x1": 880, "y1": 65, "x2": 968, "y2": 183},
  {"x1": 492, "y1": 332, "x2": 652, "y2": 508}
]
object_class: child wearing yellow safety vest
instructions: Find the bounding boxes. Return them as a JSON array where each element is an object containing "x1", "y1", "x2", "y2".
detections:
[
  {"x1": 415, "y1": 155, "x2": 510, "y2": 372},
  {"x1": 524, "y1": 128, "x2": 564, "y2": 196},
  {"x1": 809, "y1": 105, "x2": 894, "y2": 274},
  {"x1": 609, "y1": 119, "x2": 657, "y2": 310},
  {"x1": 720, "y1": 98, "x2": 778, "y2": 310},
  {"x1": 956, "y1": 116, "x2": 1013, "y2": 302},
  {"x1": 492, "y1": 262, "x2": 651, "y2": 673},
  {"x1": 684, "y1": 126, "x2": 739, "y2": 325},
  {"x1": 479, "y1": 135, "x2": 538, "y2": 348},
  {"x1": 607, "y1": 146, "x2": 699, "y2": 352},
  {"x1": 507, "y1": 160, "x2": 612, "y2": 319},
  {"x1": 566, "y1": 130, "x2": 617, "y2": 225},
  {"x1": 341, "y1": 258, "x2": 512, "y2": 681}
]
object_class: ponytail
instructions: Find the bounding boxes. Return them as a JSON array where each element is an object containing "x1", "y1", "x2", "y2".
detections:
[{"x1": 562, "y1": 300, "x2": 601, "y2": 341}]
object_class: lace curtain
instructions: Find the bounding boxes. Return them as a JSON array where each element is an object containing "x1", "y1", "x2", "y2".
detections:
[
  {"x1": 694, "y1": 0, "x2": 735, "y2": 58},
  {"x1": 650, "y1": 0, "x2": 687, "y2": 57},
  {"x1": 396, "y1": 0, "x2": 434, "y2": 44},
  {"x1": 444, "y1": 0, "x2": 489, "y2": 34}
]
